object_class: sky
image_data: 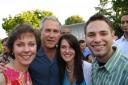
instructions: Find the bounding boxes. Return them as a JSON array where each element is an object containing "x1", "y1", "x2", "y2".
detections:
[{"x1": 0, "y1": 0, "x2": 99, "y2": 39}]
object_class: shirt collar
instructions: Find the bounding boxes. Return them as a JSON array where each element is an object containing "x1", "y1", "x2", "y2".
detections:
[
  {"x1": 37, "y1": 47, "x2": 45, "y2": 57},
  {"x1": 121, "y1": 35, "x2": 128, "y2": 41},
  {"x1": 93, "y1": 47, "x2": 121, "y2": 73},
  {"x1": 104, "y1": 47, "x2": 121, "y2": 73}
]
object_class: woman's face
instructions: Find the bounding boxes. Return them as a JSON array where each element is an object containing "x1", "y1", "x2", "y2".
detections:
[
  {"x1": 60, "y1": 39, "x2": 75, "y2": 63},
  {"x1": 13, "y1": 32, "x2": 37, "y2": 66}
]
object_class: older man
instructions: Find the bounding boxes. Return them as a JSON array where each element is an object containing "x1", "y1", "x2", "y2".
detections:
[{"x1": 29, "y1": 16, "x2": 62, "y2": 85}]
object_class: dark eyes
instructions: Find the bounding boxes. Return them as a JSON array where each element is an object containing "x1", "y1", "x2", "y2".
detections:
[
  {"x1": 45, "y1": 29, "x2": 60, "y2": 33},
  {"x1": 121, "y1": 21, "x2": 128, "y2": 24},
  {"x1": 16, "y1": 43, "x2": 36, "y2": 47},
  {"x1": 16, "y1": 44, "x2": 23, "y2": 47},
  {"x1": 29, "y1": 43, "x2": 36, "y2": 47},
  {"x1": 87, "y1": 32, "x2": 108, "y2": 37},
  {"x1": 61, "y1": 45, "x2": 66, "y2": 49}
]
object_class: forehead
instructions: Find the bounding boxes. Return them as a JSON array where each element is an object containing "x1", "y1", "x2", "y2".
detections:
[
  {"x1": 121, "y1": 15, "x2": 128, "y2": 21},
  {"x1": 86, "y1": 20, "x2": 111, "y2": 33},
  {"x1": 17, "y1": 32, "x2": 35, "y2": 40},
  {"x1": 61, "y1": 39, "x2": 69, "y2": 45},
  {"x1": 44, "y1": 20, "x2": 60, "y2": 29},
  {"x1": 63, "y1": 28, "x2": 70, "y2": 31}
]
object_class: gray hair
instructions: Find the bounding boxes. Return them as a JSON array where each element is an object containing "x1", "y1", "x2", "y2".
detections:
[{"x1": 40, "y1": 16, "x2": 62, "y2": 31}]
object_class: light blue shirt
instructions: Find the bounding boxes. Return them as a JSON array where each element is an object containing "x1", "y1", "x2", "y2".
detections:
[
  {"x1": 63, "y1": 71, "x2": 86, "y2": 85},
  {"x1": 113, "y1": 35, "x2": 128, "y2": 57},
  {"x1": 82, "y1": 47, "x2": 92, "y2": 57}
]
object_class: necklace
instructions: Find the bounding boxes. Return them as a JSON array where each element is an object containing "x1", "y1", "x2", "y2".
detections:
[
  {"x1": 66, "y1": 66, "x2": 73, "y2": 73},
  {"x1": 10, "y1": 61, "x2": 32, "y2": 85}
]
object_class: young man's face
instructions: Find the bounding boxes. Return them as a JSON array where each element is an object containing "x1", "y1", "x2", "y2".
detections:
[
  {"x1": 121, "y1": 15, "x2": 128, "y2": 33},
  {"x1": 41, "y1": 20, "x2": 61, "y2": 49},
  {"x1": 85, "y1": 20, "x2": 114, "y2": 61}
]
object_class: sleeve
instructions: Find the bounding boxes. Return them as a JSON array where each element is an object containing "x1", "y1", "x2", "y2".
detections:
[
  {"x1": 82, "y1": 61, "x2": 92, "y2": 85},
  {"x1": 0, "y1": 73, "x2": 6, "y2": 85}
]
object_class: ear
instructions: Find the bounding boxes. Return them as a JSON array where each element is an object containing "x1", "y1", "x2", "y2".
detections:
[{"x1": 111, "y1": 31, "x2": 115, "y2": 40}]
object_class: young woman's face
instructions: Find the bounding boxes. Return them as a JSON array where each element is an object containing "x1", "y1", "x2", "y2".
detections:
[
  {"x1": 60, "y1": 39, "x2": 75, "y2": 63},
  {"x1": 13, "y1": 32, "x2": 37, "y2": 66}
]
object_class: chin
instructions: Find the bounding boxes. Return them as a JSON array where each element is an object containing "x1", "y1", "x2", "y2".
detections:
[{"x1": 22, "y1": 61, "x2": 32, "y2": 66}]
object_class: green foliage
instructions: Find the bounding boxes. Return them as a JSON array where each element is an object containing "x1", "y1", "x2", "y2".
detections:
[
  {"x1": 65, "y1": 15, "x2": 85, "y2": 25},
  {"x1": 96, "y1": 0, "x2": 128, "y2": 37},
  {"x1": 2, "y1": 9, "x2": 54, "y2": 33},
  {"x1": 0, "y1": 40, "x2": 2, "y2": 54}
]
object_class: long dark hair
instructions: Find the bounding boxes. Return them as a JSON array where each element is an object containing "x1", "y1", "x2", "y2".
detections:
[{"x1": 56, "y1": 34, "x2": 84, "y2": 85}]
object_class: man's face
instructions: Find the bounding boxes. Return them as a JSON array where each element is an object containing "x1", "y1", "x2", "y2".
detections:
[
  {"x1": 41, "y1": 20, "x2": 61, "y2": 49},
  {"x1": 61, "y1": 28, "x2": 71, "y2": 35},
  {"x1": 80, "y1": 42, "x2": 86, "y2": 50},
  {"x1": 2, "y1": 41, "x2": 9, "y2": 53},
  {"x1": 121, "y1": 15, "x2": 128, "y2": 33},
  {"x1": 85, "y1": 20, "x2": 114, "y2": 60}
]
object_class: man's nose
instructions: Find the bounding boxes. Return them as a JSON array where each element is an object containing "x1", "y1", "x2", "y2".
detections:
[
  {"x1": 49, "y1": 31, "x2": 55, "y2": 37},
  {"x1": 94, "y1": 35, "x2": 102, "y2": 42}
]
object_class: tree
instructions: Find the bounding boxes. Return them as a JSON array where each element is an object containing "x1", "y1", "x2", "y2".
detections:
[
  {"x1": 0, "y1": 40, "x2": 2, "y2": 54},
  {"x1": 2, "y1": 9, "x2": 54, "y2": 33},
  {"x1": 65, "y1": 15, "x2": 85, "y2": 25},
  {"x1": 96, "y1": 0, "x2": 128, "y2": 37}
]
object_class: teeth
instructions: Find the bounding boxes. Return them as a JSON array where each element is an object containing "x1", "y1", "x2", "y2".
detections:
[
  {"x1": 64, "y1": 54, "x2": 70, "y2": 57},
  {"x1": 23, "y1": 56, "x2": 31, "y2": 59},
  {"x1": 93, "y1": 45, "x2": 104, "y2": 48}
]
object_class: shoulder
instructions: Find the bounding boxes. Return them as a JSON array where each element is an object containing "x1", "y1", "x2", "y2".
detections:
[
  {"x1": 83, "y1": 61, "x2": 92, "y2": 70},
  {"x1": 113, "y1": 39, "x2": 122, "y2": 45},
  {"x1": 0, "y1": 73, "x2": 6, "y2": 85}
]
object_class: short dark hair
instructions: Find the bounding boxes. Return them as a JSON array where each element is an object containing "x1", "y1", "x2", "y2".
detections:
[
  {"x1": 56, "y1": 34, "x2": 84, "y2": 84},
  {"x1": 84, "y1": 13, "x2": 113, "y2": 34},
  {"x1": 1, "y1": 37, "x2": 8, "y2": 44},
  {"x1": 79, "y1": 40, "x2": 85, "y2": 44},
  {"x1": 7, "y1": 23, "x2": 38, "y2": 59}
]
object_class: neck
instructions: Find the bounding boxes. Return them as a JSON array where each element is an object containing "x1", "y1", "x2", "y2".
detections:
[
  {"x1": 12, "y1": 60, "x2": 28, "y2": 73},
  {"x1": 124, "y1": 32, "x2": 128, "y2": 40},
  {"x1": 96, "y1": 47, "x2": 114, "y2": 63},
  {"x1": 66, "y1": 60, "x2": 74, "y2": 73},
  {"x1": 43, "y1": 46, "x2": 56, "y2": 61},
  {"x1": 66, "y1": 61, "x2": 75, "y2": 84}
]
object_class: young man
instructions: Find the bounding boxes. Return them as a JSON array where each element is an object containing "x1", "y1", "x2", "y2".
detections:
[
  {"x1": 29, "y1": 16, "x2": 62, "y2": 85},
  {"x1": 84, "y1": 14, "x2": 128, "y2": 85},
  {"x1": 113, "y1": 13, "x2": 128, "y2": 56}
]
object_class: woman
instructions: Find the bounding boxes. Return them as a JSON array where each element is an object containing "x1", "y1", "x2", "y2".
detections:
[
  {"x1": 56, "y1": 34, "x2": 91, "y2": 85},
  {"x1": 0, "y1": 24, "x2": 38, "y2": 85}
]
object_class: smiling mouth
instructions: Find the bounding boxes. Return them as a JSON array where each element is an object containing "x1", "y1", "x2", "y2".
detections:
[
  {"x1": 92, "y1": 45, "x2": 105, "y2": 47},
  {"x1": 92, "y1": 45, "x2": 105, "y2": 50},
  {"x1": 23, "y1": 55, "x2": 31, "y2": 59}
]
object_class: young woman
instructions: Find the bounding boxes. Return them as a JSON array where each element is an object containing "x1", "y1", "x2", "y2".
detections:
[
  {"x1": 56, "y1": 34, "x2": 91, "y2": 85},
  {"x1": 0, "y1": 24, "x2": 38, "y2": 85}
]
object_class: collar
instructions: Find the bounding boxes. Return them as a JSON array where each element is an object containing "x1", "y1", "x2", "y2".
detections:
[
  {"x1": 37, "y1": 47, "x2": 45, "y2": 57},
  {"x1": 121, "y1": 35, "x2": 128, "y2": 41},
  {"x1": 93, "y1": 47, "x2": 121, "y2": 73}
]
